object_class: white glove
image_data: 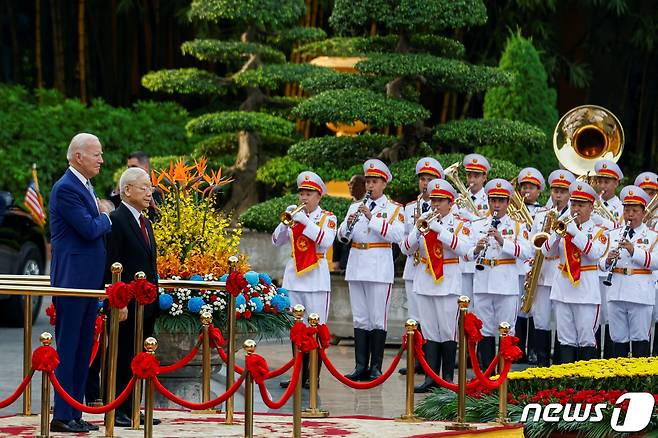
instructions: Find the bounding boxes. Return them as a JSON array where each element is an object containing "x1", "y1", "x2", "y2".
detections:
[
  {"x1": 566, "y1": 220, "x2": 579, "y2": 237},
  {"x1": 293, "y1": 211, "x2": 309, "y2": 225},
  {"x1": 429, "y1": 219, "x2": 444, "y2": 235},
  {"x1": 286, "y1": 204, "x2": 297, "y2": 213},
  {"x1": 407, "y1": 226, "x2": 420, "y2": 243}
]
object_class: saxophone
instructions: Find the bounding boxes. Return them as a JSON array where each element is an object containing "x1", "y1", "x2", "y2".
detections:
[
  {"x1": 412, "y1": 190, "x2": 425, "y2": 265},
  {"x1": 521, "y1": 208, "x2": 557, "y2": 313}
]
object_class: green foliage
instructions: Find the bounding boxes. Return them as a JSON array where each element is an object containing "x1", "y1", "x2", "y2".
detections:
[
  {"x1": 186, "y1": 111, "x2": 295, "y2": 137},
  {"x1": 299, "y1": 70, "x2": 387, "y2": 94},
  {"x1": 287, "y1": 134, "x2": 397, "y2": 168},
  {"x1": 240, "y1": 193, "x2": 352, "y2": 232},
  {"x1": 189, "y1": 0, "x2": 306, "y2": 30},
  {"x1": 141, "y1": 68, "x2": 228, "y2": 95},
  {"x1": 195, "y1": 132, "x2": 297, "y2": 156},
  {"x1": 234, "y1": 64, "x2": 325, "y2": 89},
  {"x1": 294, "y1": 35, "x2": 465, "y2": 59},
  {"x1": 330, "y1": 0, "x2": 487, "y2": 34},
  {"x1": 256, "y1": 156, "x2": 361, "y2": 193},
  {"x1": 483, "y1": 31, "x2": 558, "y2": 141},
  {"x1": 181, "y1": 39, "x2": 286, "y2": 65},
  {"x1": 0, "y1": 84, "x2": 195, "y2": 202},
  {"x1": 268, "y1": 26, "x2": 327, "y2": 46},
  {"x1": 292, "y1": 88, "x2": 430, "y2": 127},
  {"x1": 356, "y1": 54, "x2": 512, "y2": 93}
]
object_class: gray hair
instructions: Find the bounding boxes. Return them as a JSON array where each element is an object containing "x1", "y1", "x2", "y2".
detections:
[
  {"x1": 119, "y1": 167, "x2": 150, "y2": 197},
  {"x1": 66, "y1": 133, "x2": 100, "y2": 162}
]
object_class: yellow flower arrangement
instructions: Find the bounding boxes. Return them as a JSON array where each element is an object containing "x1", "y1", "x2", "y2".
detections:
[{"x1": 507, "y1": 357, "x2": 658, "y2": 381}]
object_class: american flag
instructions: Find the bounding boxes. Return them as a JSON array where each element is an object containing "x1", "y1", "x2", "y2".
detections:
[{"x1": 23, "y1": 164, "x2": 46, "y2": 227}]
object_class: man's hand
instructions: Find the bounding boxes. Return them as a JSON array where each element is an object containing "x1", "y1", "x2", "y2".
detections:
[
  {"x1": 292, "y1": 211, "x2": 309, "y2": 225},
  {"x1": 475, "y1": 237, "x2": 488, "y2": 254},
  {"x1": 358, "y1": 203, "x2": 372, "y2": 221},
  {"x1": 118, "y1": 307, "x2": 128, "y2": 322},
  {"x1": 618, "y1": 240, "x2": 634, "y2": 256},
  {"x1": 98, "y1": 199, "x2": 112, "y2": 214},
  {"x1": 606, "y1": 248, "x2": 620, "y2": 265},
  {"x1": 488, "y1": 227, "x2": 503, "y2": 246},
  {"x1": 566, "y1": 220, "x2": 579, "y2": 237}
]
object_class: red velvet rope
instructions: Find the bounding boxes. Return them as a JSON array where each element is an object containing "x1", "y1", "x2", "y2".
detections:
[
  {"x1": 152, "y1": 373, "x2": 246, "y2": 410},
  {"x1": 157, "y1": 344, "x2": 201, "y2": 375},
  {"x1": 317, "y1": 324, "x2": 331, "y2": 349},
  {"x1": 265, "y1": 356, "x2": 296, "y2": 379},
  {"x1": 49, "y1": 372, "x2": 136, "y2": 414},
  {"x1": 290, "y1": 322, "x2": 319, "y2": 353},
  {"x1": 217, "y1": 347, "x2": 245, "y2": 374},
  {"x1": 202, "y1": 324, "x2": 225, "y2": 348},
  {"x1": 131, "y1": 353, "x2": 160, "y2": 379},
  {"x1": 32, "y1": 346, "x2": 59, "y2": 372},
  {"x1": 467, "y1": 341, "x2": 513, "y2": 391},
  {"x1": 245, "y1": 354, "x2": 270, "y2": 384},
  {"x1": 319, "y1": 345, "x2": 405, "y2": 390},
  {"x1": 0, "y1": 371, "x2": 35, "y2": 409},
  {"x1": 256, "y1": 352, "x2": 303, "y2": 409},
  {"x1": 132, "y1": 279, "x2": 157, "y2": 305},
  {"x1": 88, "y1": 314, "x2": 105, "y2": 367}
]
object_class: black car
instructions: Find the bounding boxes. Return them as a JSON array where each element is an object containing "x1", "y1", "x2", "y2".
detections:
[{"x1": 0, "y1": 191, "x2": 48, "y2": 326}]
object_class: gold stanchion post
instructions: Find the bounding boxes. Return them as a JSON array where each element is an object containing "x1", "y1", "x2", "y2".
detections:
[
  {"x1": 447, "y1": 296, "x2": 475, "y2": 431},
  {"x1": 131, "y1": 271, "x2": 146, "y2": 429},
  {"x1": 496, "y1": 322, "x2": 510, "y2": 425},
  {"x1": 104, "y1": 262, "x2": 122, "y2": 438},
  {"x1": 243, "y1": 339, "x2": 256, "y2": 438},
  {"x1": 36, "y1": 332, "x2": 52, "y2": 438},
  {"x1": 292, "y1": 304, "x2": 304, "y2": 438},
  {"x1": 302, "y1": 313, "x2": 329, "y2": 418},
  {"x1": 397, "y1": 319, "x2": 422, "y2": 422},
  {"x1": 193, "y1": 311, "x2": 218, "y2": 414},
  {"x1": 143, "y1": 337, "x2": 158, "y2": 438},
  {"x1": 22, "y1": 294, "x2": 33, "y2": 416},
  {"x1": 224, "y1": 255, "x2": 239, "y2": 425}
]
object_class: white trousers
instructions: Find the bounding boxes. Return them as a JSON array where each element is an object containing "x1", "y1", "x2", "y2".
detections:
[
  {"x1": 473, "y1": 293, "x2": 518, "y2": 337},
  {"x1": 607, "y1": 301, "x2": 653, "y2": 343},
  {"x1": 417, "y1": 294, "x2": 460, "y2": 342},
  {"x1": 348, "y1": 281, "x2": 392, "y2": 331},
  {"x1": 530, "y1": 285, "x2": 552, "y2": 330},
  {"x1": 404, "y1": 279, "x2": 421, "y2": 323},
  {"x1": 461, "y1": 273, "x2": 474, "y2": 300},
  {"x1": 554, "y1": 301, "x2": 600, "y2": 347},
  {"x1": 288, "y1": 290, "x2": 331, "y2": 324}
]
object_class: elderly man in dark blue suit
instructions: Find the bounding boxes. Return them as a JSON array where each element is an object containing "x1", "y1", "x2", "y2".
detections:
[{"x1": 49, "y1": 133, "x2": 112, "y2": 433}]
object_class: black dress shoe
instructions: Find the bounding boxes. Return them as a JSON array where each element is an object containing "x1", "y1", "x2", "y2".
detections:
[
  {"x1": 279, "y1": 379, "x2": 291, "y2": 388},
  {"x1": 139, "y1": 412, "x2": 161, "y2": 425},
  {"x1": 77, "y1": 418, "x2": 99, "y2": 431},
  {"x1": 114, "y1": 412, "x2": 132, "y2": 427},
  {"x1": 50, "y1": 419, "x2": 88, "y2": 433}
]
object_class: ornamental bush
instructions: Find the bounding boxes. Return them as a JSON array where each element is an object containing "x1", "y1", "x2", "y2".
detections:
[
  {"x1": 287, "y1": 135, "x2": 397, "y2": 169},
  {"x1": 240, "y1": 194, "x2": 352, "y2": 233}
]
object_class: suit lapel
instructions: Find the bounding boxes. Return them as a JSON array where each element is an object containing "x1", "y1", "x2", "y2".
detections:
[{"x1": 65, "y1": 169, "x2": 98, "y2": 215}]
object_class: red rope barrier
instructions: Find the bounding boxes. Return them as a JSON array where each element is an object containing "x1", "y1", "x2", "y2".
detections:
[
  {"x1": 0, "y1": 371, "x2": 35, "y2": 409},
  {"x1": 88, "y1": 314, "x2": 105, "y2": 367},
  {"x1": 265, "y1": 356, "x2": 296, "y2": 379},
  {"x1": 467, "y1": 342, "x2": 512, "y2": 391},
  {"x1": 157, "y1": 344, "x2": 201, "y2": 375},
  {"x1": 256, "y1": 353, "x2": 303, "y2": 409},
  {"x1": 49, "y1": 372, "x2": 136, "y2": 414},
  {"x1": 152, "y1": 373, "x2": 246, "y2": 410},
  {"x1": 319, "y1": 345, "x2": 405, "y2": 390},
  {"x1": 217, "y1": 347, "x2": 245, "y2": 374}
]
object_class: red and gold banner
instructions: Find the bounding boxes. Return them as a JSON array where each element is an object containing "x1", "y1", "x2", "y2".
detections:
[
  {"x1": 423, "y1": 230, "x2": 445, "y2": 282},
  {"x1": 563, "y1": 235, "x2": 582, "y2": 285},
  {"x1": 291, "y1": 223, "x2": 319, "y2": 274}
]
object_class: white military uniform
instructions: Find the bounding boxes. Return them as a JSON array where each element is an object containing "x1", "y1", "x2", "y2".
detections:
[
  {"x1": 541, "y1": 187, "x2": 608, "y2": 349},
  {"x1": 272, "y1": 173, "x2": 337, "y2": 324},
  {"x1": 599, "y1": 186, "x2": 658, "y2": 346}
]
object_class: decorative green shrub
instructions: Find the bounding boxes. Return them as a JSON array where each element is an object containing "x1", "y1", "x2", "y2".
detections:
[
  {"x1": 240, "y1": 194, "x2": 352, "y2": 233},
  {"x1": 287, "y1": 135, "x2": 397, "y2": 169}
]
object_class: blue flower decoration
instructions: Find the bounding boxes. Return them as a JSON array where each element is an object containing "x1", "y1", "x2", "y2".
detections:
[
  {"x1": 277, "y1": 287, "x2": 288, "y2": 297},
  {"x1": 189, "y1": 274, "x2": 204, "y2": 282},
  {"x1": 271, "y1": 295, "x2": 287, "y2": 312},
  {"x1": 244, "y1": 271, "x2": 260, "y2": 286},
  {"x1": 281, "y1": 294, "x2": 291, "y2": 309},
  {"x1": 250, "y1": 297, "x2": 264, "y2": 313},
  {"x1": 188, "y1": 297, "x2": 205, "y2": 313},
  {"x1": 236, "y1": 294, "x2": 246, "y2": 308},
  {"x1": 219, "y1": 274, "x2": 228, "y2": 282},
  {"x1": 258, "y1": 273, "x2": 272, "y2": 285},
  {"x1": 159, "y1": 293, "x2": 173, "y2": 310},
  {"x1": 97, "y1": 300, "x2": 104, "y2": 310}
]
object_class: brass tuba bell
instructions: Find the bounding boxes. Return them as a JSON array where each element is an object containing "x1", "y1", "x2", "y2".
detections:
[{"x1": 553, "y1": 105, "x2": 624, "y2": 176}]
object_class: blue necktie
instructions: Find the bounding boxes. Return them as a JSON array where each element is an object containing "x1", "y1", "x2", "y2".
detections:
[
  {"x1": 369, "y1": 201, "x2": 376, "y2": 211},
  {"x1": 421, "y1": 203, "x2": 430, "y2": 213}
]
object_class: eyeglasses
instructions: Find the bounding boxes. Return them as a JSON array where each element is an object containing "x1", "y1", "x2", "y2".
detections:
[{"x1": 127, "y1": 184, "x2": 152, "y2": 192}]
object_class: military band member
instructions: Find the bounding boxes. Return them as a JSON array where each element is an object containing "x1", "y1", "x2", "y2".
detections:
[
  {"x1": 466, "y1": 178, "x2": 533, "y2": 369},
  {"x1": 402, "y1": 179, "x2": 472, "y2": 392},
  {"x1": 635, "y1": 172, "x2": 658, "y2": 356},
  {"x1": 338, "y1": 159, "x2": 405, "y2": 381},
  {"x1": 398, "y1": 157, "x2": 443, "y2": 376},
  {"x1": 456, "y1": 154, "x2": 490, "y2": 301},
  {"x1": 541, "y1": 181, "x2": 608, "y2": 363},
  {"x1": 515, "y1": 167, "x2": 546, "y2": 363},
  {"x1": 272, "y1": 171, "x2": 337, "y2": 388},
  {"x1": 599, "y1": 186, "x2": 658, "y2": 358},
  {"x1": 530, "y1": 170, "x2": 575, "y2": 366}
]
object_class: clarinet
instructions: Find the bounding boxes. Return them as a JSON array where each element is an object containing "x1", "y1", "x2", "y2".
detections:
[
  {"x1": 475, "y1": 212, "x2": 500, "y2": 271},
  {"x1": 603, "y1": 221, "x2": 632, "y2": 287},
  {"x1": 339, "y1": 191, "x2": 372, "y2": 244}
]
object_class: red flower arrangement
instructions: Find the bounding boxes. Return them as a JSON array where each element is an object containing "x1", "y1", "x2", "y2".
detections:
[
  {"x1": 132, "y1": 278, "x2": 157, "y2": 305},
  {"x1": 106, "y1": 281, "x2": 133, "y2": 309},
  {"x1": 226, "y1": 271, "x2": 247, "y2": 297}
]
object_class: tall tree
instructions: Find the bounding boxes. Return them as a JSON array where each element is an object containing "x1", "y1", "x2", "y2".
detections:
[{"x1": 77, "y1": 0, "x2": 87, "y2": 103}]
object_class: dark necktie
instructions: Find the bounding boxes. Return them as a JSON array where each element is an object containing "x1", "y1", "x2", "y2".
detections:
[
  {"x1": 421, "y1": 202, "x2": 430, "y2": 213},
  {"x1": 604, "y1": 201, "x2": 609, "y2": 207},
  {"x1": 139, "y1": 215, "x2": 150, "y2": 247},
  {"x1": 471, "y1": 195, "x2": 476, "y2": 201},
  {"x1": 369, "y1": 201, "x2": 376, "y2": 211},
  {"x1": 628, "y1": 229, "x2": 635, "y2": 239}
]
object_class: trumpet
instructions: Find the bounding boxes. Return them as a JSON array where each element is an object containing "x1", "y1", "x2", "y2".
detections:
[
  {"x1": 554, "y1": 213, "x2": 579, "y2": 238},
  {"x1": 603, "y1": 221, "x2": 632, "y2": 287},
  {"x1": 339, "y1": 191, "x2": 372, "y2": 243},
  {"x1": 475, "y1": 212, "x2": 500, "y2": 271},
  {"x1": 280, "y1": 203, "x2": 307, "y2": 227},
  {"x1": 416, "y1": 210, "x2": 442, "y2": 235}
]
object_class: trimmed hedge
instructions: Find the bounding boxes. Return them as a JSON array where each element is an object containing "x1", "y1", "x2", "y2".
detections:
[
  {"x1": 255, "y1": 156, "x2": 362, "y2": 193},
  {"x1": 181, "y1": 39, "x2": 287, "y2": 64},
  {"x1": 195, "y1": 132, "x2": 298, "y2": 156},
  {"x1": 240, "y1": 194, "x2": 352, "y2": 233},
  {"x1": 141, "y1": 68, "x2": 228, "y2": 95},
  {"x1": 186, "y1": 111, "x2": 295, "y2": 137},
  {"x1": 287, "y1": 134, "x2": 397, "y2": 169}
]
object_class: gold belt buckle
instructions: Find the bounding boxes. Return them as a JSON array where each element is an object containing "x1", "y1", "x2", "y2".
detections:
[
  {"x1": 623, "y1": 267, "x2": 631, "y2": 275},
  {"x1": 356, "y1": 243, "x2": 368, "y2": 249},
  {"x1": 491, "y1": 259, "x2": 499, "y2": 267}
]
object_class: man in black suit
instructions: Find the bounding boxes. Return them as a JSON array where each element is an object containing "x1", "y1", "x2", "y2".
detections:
[
  {"x1": 109, "y1": 151, "x2": 161, "y2": 220},
  {"x1": 104, "y1": 167, "x2": 160, "y2": 427}
]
